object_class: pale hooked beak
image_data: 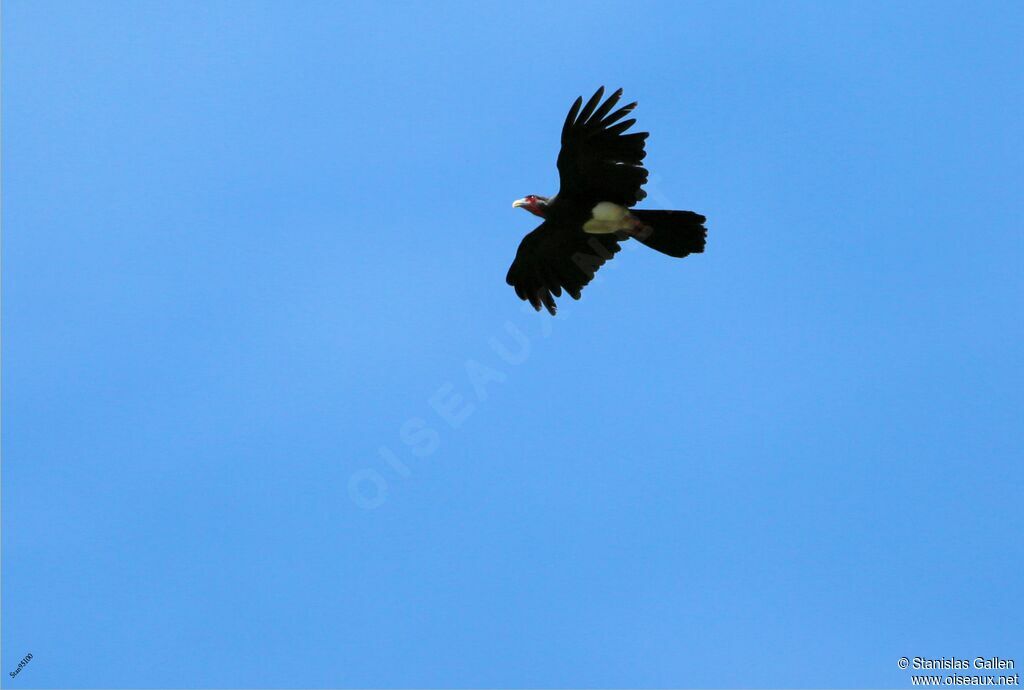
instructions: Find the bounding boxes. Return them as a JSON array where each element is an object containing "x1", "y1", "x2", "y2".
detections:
[{"x1": 512, "y1": 198, "x2": 528, "y2": 209}]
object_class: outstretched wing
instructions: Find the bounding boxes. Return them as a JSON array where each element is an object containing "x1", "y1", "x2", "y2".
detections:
[
  {"x1": 505, "y1": 221, "x2": 622, "y2": 315},
  {"x1": 556, "y1": 87, "x2": 649, "y2": 208}
]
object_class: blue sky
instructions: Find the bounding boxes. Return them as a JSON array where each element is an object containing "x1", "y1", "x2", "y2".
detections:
[{"x1": 3, "y1": 1, "x2": 1022, "y2": 687}]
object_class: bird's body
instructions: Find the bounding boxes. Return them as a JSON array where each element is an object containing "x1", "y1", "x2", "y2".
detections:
[
  {"x1": 582, "y1": 202, "x2": 635, "y2": 234},
  {"x1": 507, "y1": 87, "x2": 707, "y2": 314}
]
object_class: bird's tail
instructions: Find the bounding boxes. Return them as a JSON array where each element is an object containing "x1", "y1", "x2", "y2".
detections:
[{"x1": 630, "y1": 210, "x2": 707, "y2": 258}]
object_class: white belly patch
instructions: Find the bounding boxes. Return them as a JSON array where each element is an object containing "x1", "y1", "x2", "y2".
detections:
[{"x1": 583, "y1": 202, "x2": 634, "y2": 234}]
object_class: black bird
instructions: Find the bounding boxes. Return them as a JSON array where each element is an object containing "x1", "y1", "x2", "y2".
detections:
[{"x1": 508, "y1": 87, "x2": 707, "y2": 314}]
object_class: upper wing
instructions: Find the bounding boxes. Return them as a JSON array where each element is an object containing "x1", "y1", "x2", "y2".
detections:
[
  {"x1": 556, "y1": 87, "x2": 649, "y2": 208},
  {"x1": 505, "y1": 220, "x2": 622, "y2": 315}
]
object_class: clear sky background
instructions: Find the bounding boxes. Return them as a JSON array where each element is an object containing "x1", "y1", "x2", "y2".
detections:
[{"x1": 3, "y1": 1, "x2": 1023, "y2": 688}]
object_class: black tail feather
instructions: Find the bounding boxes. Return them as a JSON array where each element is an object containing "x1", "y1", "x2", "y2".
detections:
[{"x1": 630, "y1": 210, "x2": 707, "y2": 258}]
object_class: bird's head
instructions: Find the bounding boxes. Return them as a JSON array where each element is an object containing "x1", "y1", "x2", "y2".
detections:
[{"x1": 512, "y1": 194, "x2": 550, "y2": 218}]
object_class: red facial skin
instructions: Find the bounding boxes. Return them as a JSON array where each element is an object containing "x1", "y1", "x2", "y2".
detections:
[{"x1": 516, "y1": 195, "x2": 547, "y2": 218}]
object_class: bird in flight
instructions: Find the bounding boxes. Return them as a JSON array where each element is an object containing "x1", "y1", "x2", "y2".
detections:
[{"x1": 508, "y1": 87, "x2": 707, "y2": 314}]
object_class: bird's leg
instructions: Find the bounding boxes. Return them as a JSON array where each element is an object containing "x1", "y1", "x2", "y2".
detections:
[{"x1": 623, "y1": 214, "x2": 653, "y2": 240}]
